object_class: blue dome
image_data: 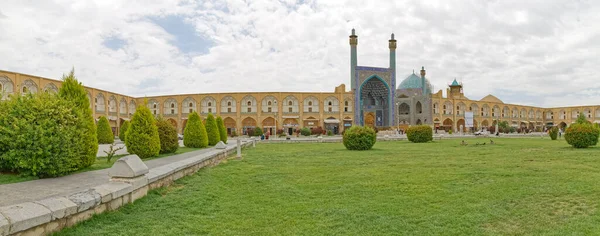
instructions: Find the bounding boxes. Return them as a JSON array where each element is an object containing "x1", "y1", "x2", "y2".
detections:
[{"x1": 398, "y1": 72, "x2": 432, "y2": 93}]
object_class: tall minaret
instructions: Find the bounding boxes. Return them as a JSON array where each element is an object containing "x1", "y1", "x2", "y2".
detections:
[
  {"x1": 349, "y1": 29, "x2": 358, "y2": 91},
  {"x1": 420, "y1": 66, "x2": 426, "y2": 95},
  {"x1": 389, "y1": 33, "x2": 397, "y2": 126}
]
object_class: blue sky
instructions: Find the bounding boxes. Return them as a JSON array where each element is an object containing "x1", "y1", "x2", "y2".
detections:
[{"x1": 0, "y1": 0, "x2": 599, "y2": 107}]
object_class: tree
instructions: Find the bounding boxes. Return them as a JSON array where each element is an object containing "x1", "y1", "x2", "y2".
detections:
[
  {"x1": 205, "y1": 113, "x2": 220, "y2": 146},
  {"x1": 564, "y1": 114, "x2": 600, "y2": 148},
  {"x1": 0, "y1": 93, "x2": 83, "y2": 177},
  {"x1": 58, "y1": 68, "x2": 97, "y2": 168},
  {"x1": 97, "y1": 116, "x2": 114, "y2": 144},
  {"x1": 125, "y1": 101, "x2": 160, "y2": 158},
  {"x1": 343, "y1": 126, "x2": 377, "y2": 150},
  {"x1": 156, "y1": 117, "x2": 179, "y2": 154},
  {"x1": 406, "y1": 125, "x2": 433, "y2": 143},
  {"x1": 183, "y1": 112, "x2": 208, "y2": 148},
  {"x1": 254, "y1": 126, "x2": 263, "y2": 137},
  {"x1": 216, "y1": 116, "x2": 227, "y2": 144},
  {"x1": 119, "y1": 121, "x2": 130, "y2": 142},
  {"x1": 549, "y1": 126, "x2": 559, "y2": 140}
]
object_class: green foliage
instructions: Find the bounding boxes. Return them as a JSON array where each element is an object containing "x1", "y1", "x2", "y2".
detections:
[
  {"x1": 407, "y1": 125, "x2": 433, "y2": 143},
  {"x1": 231, "y1": 130, "x2": 238, "y2": 137},
  {"x1": 183, "y1": 112, "x2": 208, "y2": 148},
  {"x1": 156, "y1": 117, "x2": 179, "y2": 154},
  {"x1": 0, "y1": 93, "x2": 83, "y2": 177},
  {"x1": 103, "y1": 144, "x2": 124, "y2": 163},
  {"x1": 498, "y1": 121, "x2": 509, "y2": 130},
  {"x1": 327, "y1": 130, "x2": 333, "y2": 136},
  {"x1": 342, "y1": 126, "x2": 377, "y2": 150},
  {"x1": 125, "y1": 102, "x2": 160, "y2": 158},
  {"x1": 205, "y1": 113, "x2": 220, "y2": 146},
  {"x1": 448, "y1": 129, "x2": 453, "y2": 134},
  {"x1": 549, "y1": 126, "x2": 559, "y2": 140},
  {"x1": 564, "y1": 122, "x2": 600, "y2": 148},
  {"x1": 119, "y1": 121, "x2": 130, "y2": 142},
  {"x1": 96, "y1": 116, "x2": 114, "y2": 144},
  {"x1": 254, "y1": 126, "x2": 263, "y2": 137},
  {"x1": 575, "y1": 113, "x2": 590, "y2": 125},
  {"x1": 216, "y1": 116, "x2": 227, "y2": 144},
  {"x1": 58, "y1": 69, "x2": 97, "y2": 167},
  {"x1": 300, "y1": 127, "x2": 311, "y2": 136},
  {"x1": 509, "y1": 127, "x2": 516, "y2": 133}
]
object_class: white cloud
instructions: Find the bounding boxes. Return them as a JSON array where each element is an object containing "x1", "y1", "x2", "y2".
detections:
[{"x1": 0, "y1": 0, "x2": 598, "y2": 107}]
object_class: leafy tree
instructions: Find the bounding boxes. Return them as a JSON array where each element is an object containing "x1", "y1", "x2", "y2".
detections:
[
  {"x1": 205, "y1": 113, "x2": 220, "y2": 146},
  {"x1": 343, "y1": 126, "x2": 377, "y2": 150},
  {"x1": 125, "y1": 101, "x2": 160, "y2": 158},
  {"x1": 564, "y1": 114, "x2": 600, "y2": 148},
  {"x1": 97, "y1": 116, "x2": 114, "y2": 144},
  {"x1": 254, "y1": 126, "x2": 263, "y2": 137},
  {"x1": 119, "y1": 121, "x2": 130, "y2": 142},
  {"x1": 156, "y1": 117, "x2": 179, "y2": 154},
  {"x1": 300, "y1": 127, "x2": 311, "y2": 136},
  {"x1": 216, "y1": 116, "x2": 227, "y2": 144},
  {"x1": 0, "y1": 93, "x2": 83, "y2": 177},
  {"x1": 549, "y1": 126, "x2": 559, "y2": 140},
  {"x1": 184, "y1": 112, "x2": 208, "y2": 148},
  {"x1": 58, "y1": 68, "x2": 97, "y2": 168}
]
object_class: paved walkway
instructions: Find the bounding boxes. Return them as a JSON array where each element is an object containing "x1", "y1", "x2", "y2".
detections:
[{"x1": 0, "y1": 141, "x2": 243, "y2": 207}]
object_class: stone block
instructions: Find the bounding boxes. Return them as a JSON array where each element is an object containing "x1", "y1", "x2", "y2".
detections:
[
  {"x1": 131, "y1": 186, "x2": 149, "y2": 203},
  {"x1": 34, "y1": 197, "x2": 77, "y2": 220},
  {"x1": 67, "y1": 190, "x2": 101, "y2": 213},
  {"x1": 0, "y1": 213, "x2": 9, "y2": 236},
  {"x1": 108, "y1": 197, "x2": 123, "y2": 211},
  {"x1": 65, "y1": 209, "x2": 94, "y2": 228},
  {"x1": 108, "y1": 155, "x2": 149, "y2": 178},
  {"x1": 215, "y1": 141, "x2": 227, "y2": 149},
  {"x1": 110, "y1": 175, "x2": 147, "y2": 190},
  {"x1": 44, "y1": 220, "x2": 62, "y2": 234},
  {"x1": 94, "y1": 203, "x2": 107, "y2": 215},
  {"x1": 147, "y1": 166, "x2": 174, "y2": 183},
  {"x1": 93, "y1": 182, "x2": 132, "y2": 203},
  {"x1": 0, "y1": 202, "x2": 52, "y2": 234}
]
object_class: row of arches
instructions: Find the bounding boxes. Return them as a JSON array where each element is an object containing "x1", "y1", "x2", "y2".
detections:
[
  {"x1": 398, "y1": 102, "x2": 423, "y2": 115},
  {"x1": 432, "y1": 101, "x2": 584, "y2": 120},
  {"x1": 90, "y1": 93, "x2": 136, "y2": 115},
  {"x1": 146, "y1": 95, "x2": 353, "y2": 116},
  {"x1": 0, "y1": 76, "x2": 61, "y2": 99},
  {"x1": 436, "y1": 118, "x2": 548, "y2": 132}
]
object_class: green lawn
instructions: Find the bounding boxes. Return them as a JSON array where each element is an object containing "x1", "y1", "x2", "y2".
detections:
[
  {"x1": 56, "y1": 138, "x2": 600, "y2": 235},
  {"x1": 0, "y1": 146, "x2": 201, "y2": 185}
]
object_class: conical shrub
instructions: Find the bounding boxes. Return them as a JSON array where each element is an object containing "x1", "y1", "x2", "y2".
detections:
[
  {"x1": 97, "y1": 116, "x2": 114, "y2": 144},
  {"x1": 216, "y1": 116, "x2": 227, "y2": 144},
  {"x1": 119, "y1": 120, "x2": 130, "y2": 142},
  {"x1": 184, "y1": 112, "x2": 208, "y2": 148},
  {"x1": 58, "y1": 69, "x2": 97, "y2": 168},
  {"x1": 156, "y1": 117, "x2": 179, "y2": 154},
  {"x1": 205, "y1": 113, "x2": 220, "y2": 146},
  {"x1": 125, "y1": 101, "x2": 160, "y2": 158}
]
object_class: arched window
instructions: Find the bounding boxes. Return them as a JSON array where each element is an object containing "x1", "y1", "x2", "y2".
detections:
[
  {"x1": 308, "y1": 101, "x2": 312, "y2": 106},
  {"x1": 153, "y1": 104, "x2": 157, "y2": 109},
  {"x1": 288, "y1": 101, "x2": 293, "y2": 106},
  {"x1": 208, "y1": 102, "x2": 212, "y2": 107},
  {"x1": 328, "y1": 101, "x2": 332, "y2": 106},
  {"x1": 289, "y1": 107, "x2": 292, "y2": 112},
  {"x1": 228, "y1": 102, "x2": 231, "y2": 106},
  {"x1": 22, "y1": 86, "x2": 27, "y2": 93},
  {"x1": 268, "y1": 101, "x2": 272, "y2": 106},
  {"x1": 345, "y1": 101, "x2": 348, "y2": 106},
  {"x1": 247, "y1": 101, "x2": 251, "y2": 106},
  {"x1": 171, "y1": 103, "x2": 174, "y2": 108},
  {"x1": 328, "y1": 107, "x2": 332, "y2": 112},
  {"x1": 189, "y1": 102, "x2": 193, "y2": 107}
]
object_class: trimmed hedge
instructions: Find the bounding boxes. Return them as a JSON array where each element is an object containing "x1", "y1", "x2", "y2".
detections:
[
  {"x1": 205, "y1": 113, "x2": 220, "y2": 146},
  {"x1": 216, "y1": 116, "x2": 227, "y2": 144},
  {"x1": 343, "y1": 126, "x2": 377, "y2": 150},
  {"x1": 97, "y1": 116, "x2": 114, "y2": 144},
  {"x1": 156, "y1": 117, "x2": 179, "y2": 154},
  {"x1": 58, "y1": 69, "x2": 97, "y2": 168},
  {"x1": 564, "y1": 114, "x2": 600, "y2": 148},
  {"x1": 254, "y1": 126, "x2": 263, "y2": 137},
  {"x1": 184, "y1": 112, "x2": 208, "y2": 148},
  {"x1": 125, "y1": 102, "x2": 160, "y2": 158},
  {"x1": 119, "y1": 121, "x2": 130, "y2": 142},
  {"x1": 549, "y1": 126, "x2": 559, "y2": 140},
  {"x1": 0, "y1": 93, "x2": 83, "y2": 177},
  {"x1": 407, "y1": 125, "x2": 433, "y2": 143}
]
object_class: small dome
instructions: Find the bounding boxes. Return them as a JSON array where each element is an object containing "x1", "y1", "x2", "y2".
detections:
[
  {"x1": 398, "y1": 72, "x2": 432, "y2": 93},
  {"x1": 480, "y1": 94, "x2": 503, "y2": 104}
]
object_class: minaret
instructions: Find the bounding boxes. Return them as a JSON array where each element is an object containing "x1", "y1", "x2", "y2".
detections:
[
  {"x1": 389, "y1": 33, "x2": 397, "y2": 126},
  {"x1": 349, "y1": 29, "x2": 358, "y2": 91},
  {"x1": 420, "y1": 66, "x2": 426, "y2": 95}
]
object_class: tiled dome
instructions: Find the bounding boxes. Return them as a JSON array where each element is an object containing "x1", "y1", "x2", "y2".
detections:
[{"x1": 398, "y1": 72, "x2": 432, "y2": 93}]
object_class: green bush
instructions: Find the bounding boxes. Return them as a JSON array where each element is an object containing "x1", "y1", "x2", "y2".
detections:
[
  {"x1": 407, "y1": 125, "x2": 433, "y2": 143},
  {"x1": 119, "y1": 121, "x2": 130, "y2": 142},
  {"x1": 448, "y1": 129, "x2": 453, "y2": 134},
  {"x1": 342, "y1": 126, "x2": 377, "y2": 150},
  {"x1": 97, "y1": 116, "x2": 114, "y2": 144},
  {"x1": 216, "y1": 116, "x2": 227, "y2": 144},
  {"x1": 205, "y1": 113, "x2": 220, "y2": 146},
  {"x1": 300, "y1": 127, "x2": 311, "y2": 136},
  {"x1": 183, "y1": 112, "x2": 208, "y2": 148},
  {"x1": 564, "y1": 114, "x2": 600, "y2": 148},
  {"x1": 549, "y1": 126, "x2": 559, "y2": 140},
  {"x1": 327, "y1": 130, "x2": 333, "y2": 136},
  {"x1": 0, "y1": 93, "x2": 83, "y2": 177},
  {"x1": 58, "y1": 69, "x2": 97, "y2": 168},
  {"x1": 254, "y1": 126, "x2": 263, "y2": 137},
  {"x1": 156, "y1": 117, "x2": 179, "y2": 154},
  {"x1": 125, "y1": 101, "x2": 160, "y2": 158}
]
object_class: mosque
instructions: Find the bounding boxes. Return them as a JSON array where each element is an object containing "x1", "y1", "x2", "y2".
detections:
[{"x1": 0, "y1": 29, "x2": 598, "y2": 136}]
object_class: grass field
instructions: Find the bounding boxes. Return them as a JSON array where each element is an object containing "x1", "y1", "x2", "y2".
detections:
[
  {"x1": 56, "y1": 138, "x2": 600, "y2": 235},
  {"x1": 0, "y1": 147, "x2": 201, "y2": 185}
]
